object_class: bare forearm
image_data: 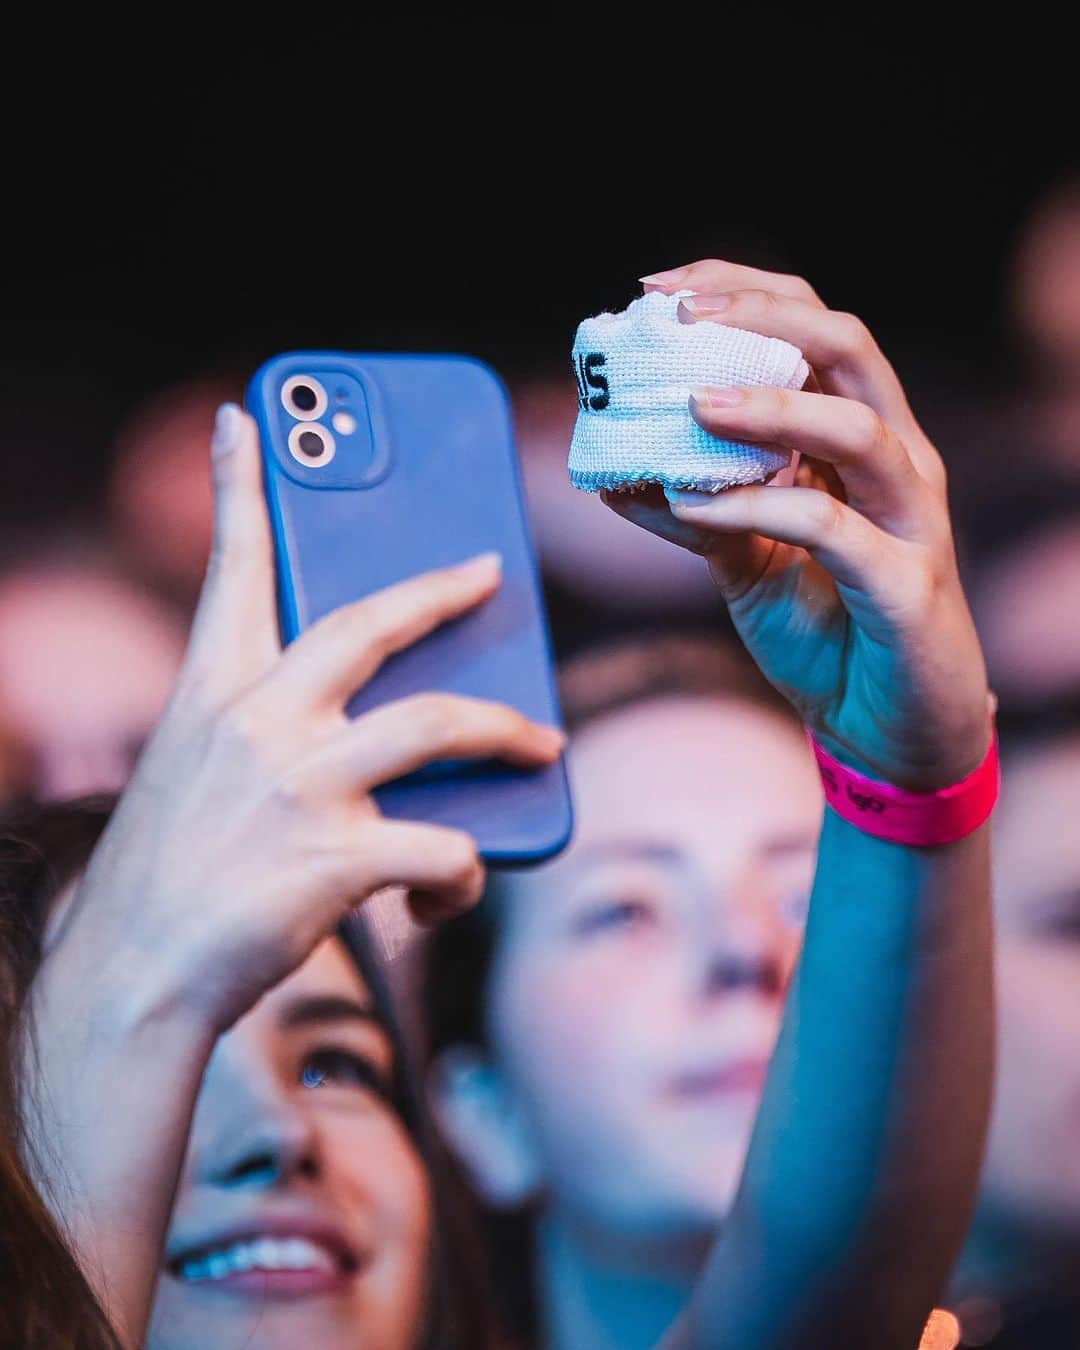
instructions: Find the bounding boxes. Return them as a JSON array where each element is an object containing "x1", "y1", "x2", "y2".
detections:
[
  {"x1": 23, "y1": 947, "x2": 215, "y2": 1349},
  {"x1": 685, "y1": 809, "x2": 993, "y2": 1349}
]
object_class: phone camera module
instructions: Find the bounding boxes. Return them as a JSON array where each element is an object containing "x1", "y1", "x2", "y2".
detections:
[
  {"x1": 288, "y1": 422, "x2": 336, "y2": 468},
  {"x1": 281, "y1": 374, "x2": 328, "y2": 422}
]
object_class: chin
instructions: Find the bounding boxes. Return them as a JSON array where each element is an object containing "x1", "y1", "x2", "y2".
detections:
[
  {"x1": 626, "y1": 1148, "x2": 745, "y2": 1236},
  {"x1": 147, "y1": 1290, "x2": 372, "y2": 1350}
]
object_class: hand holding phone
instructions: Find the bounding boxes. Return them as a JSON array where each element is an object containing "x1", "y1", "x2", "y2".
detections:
[{"x1": 247, "y1": 352, "x2": 573, "y2": 862}]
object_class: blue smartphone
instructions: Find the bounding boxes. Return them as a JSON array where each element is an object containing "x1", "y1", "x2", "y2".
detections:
[{"x1": 245, "y1": 351, "x2": 572, "y2": 865}]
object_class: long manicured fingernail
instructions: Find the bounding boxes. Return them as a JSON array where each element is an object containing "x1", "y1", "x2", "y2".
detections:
[
  {"x1": 680, "y1": 294, "x2": 730, "y2": 318},
  {"x1": 211, "y1": 403, "x2": 244, "y2": 458},
  {"x1": 639, "y1": 266, "x2": 689, "y2": 288},
  {"x1": 663, "y1": 487, "x2": 714, "y2": 509},
  {"x1": 689, "y1": 387, "x2": 745, "y2": 411}
]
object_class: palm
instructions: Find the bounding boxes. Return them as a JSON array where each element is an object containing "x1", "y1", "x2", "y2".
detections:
[{"x1": 604, "y1": 484, "x2": 941, "y2": 781}]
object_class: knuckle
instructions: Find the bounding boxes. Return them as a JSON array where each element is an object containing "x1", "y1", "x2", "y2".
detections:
[
  {"x1": 210, "y1": 695, "x2": 260, "y2": 751},
  {"x1": 268, "y1": 765, "x2": 312, "y2": 812},
  {"x1": 899, "y1": 553, "x2": 946, "y2": 621},
  {"x1": 832, "y1": 311, "x2": 873, "y2": 360},
  {"x1": 334, "y1": 596, "x2": 393, "y2": 660},
  {"x1": 758, "y1": 385, "x2": 791, "y2": 428},
  {"x1": 408, "y1": 691, "x2": 465, "y2": 746},
  {"x1": 783, "y1": 272, "x2": 819, "y2": 303},
  {"x1": 809, "y1": 490, "x2": 845, "y2": 535},
  {"x1": 848, "y1": 401, "x2": 888, "y2": 452},
  {"x1": 443, "y1": 832, "x2": 481, "y2": 886}
]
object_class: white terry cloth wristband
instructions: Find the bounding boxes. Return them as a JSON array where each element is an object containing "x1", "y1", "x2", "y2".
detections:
[{"x1": 568, "y1": 290, "x2": 810, "y2": 493}]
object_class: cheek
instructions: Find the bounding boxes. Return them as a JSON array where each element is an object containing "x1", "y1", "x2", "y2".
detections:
[
  {"x1": 493, "y1": 945, "x2": 681, "y2": 1114},
  {"x1": 985, "y1": 946, "x2": 1080, "y2": 1206},
  {"x1": 323, "y1": 1113, "x2": 431, "y2": 1261}
]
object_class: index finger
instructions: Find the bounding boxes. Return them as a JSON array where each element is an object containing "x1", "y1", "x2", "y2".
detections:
[
  {"x1": 261, "y1": 552, "x2": 505, "y2": 711},
  {"x1": 639, "y1": 258, "x2": 826, "y2": 308}
]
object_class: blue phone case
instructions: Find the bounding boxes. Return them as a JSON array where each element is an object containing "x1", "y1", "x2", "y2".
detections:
[{"x1": 246, "y1": 351, "x2": 572, "y2": 864}]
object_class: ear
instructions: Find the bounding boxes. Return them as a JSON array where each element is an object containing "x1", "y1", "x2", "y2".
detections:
[{"x1": 428, "y1": 1044, "x2": 543, "y2": 1208}]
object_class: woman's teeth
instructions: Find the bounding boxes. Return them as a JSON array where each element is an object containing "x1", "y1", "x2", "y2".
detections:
[{"x1": 179, "y1": 1236, "x2": 337, "y2": 1281}]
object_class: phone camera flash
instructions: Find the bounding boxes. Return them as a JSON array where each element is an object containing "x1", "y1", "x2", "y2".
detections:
[{"x1": 332, "y1": 411, "x2": 357, "y2": 436}]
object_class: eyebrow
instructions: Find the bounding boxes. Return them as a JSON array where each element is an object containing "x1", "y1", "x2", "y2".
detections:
[
  {"x1": 571, "y1": 833, "x2": 817, "y2": 869},
  {"x1": 279, "y1": 996, "x2": 384, "y2": 1031},
  {"x1": 570, "y1": 840, "x2": 688, "y2": 868},
  {"x1": 758, "y1": 831, "x2": 819, "y2": 860}
]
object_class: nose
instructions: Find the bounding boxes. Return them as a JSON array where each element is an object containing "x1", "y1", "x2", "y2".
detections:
[
  {"x1": 701, "y1": 947, "x2": 784, "y2": 997},
  {"x1": 197, "y1": 1043, "x2": 323, "y2": 1190},
  {"x1": 209, "y1": 1109, "x2": 321, "y2": 1189},
  {"x1": 697, "y1": 879, "x2": 795, "y2": 1001},
  {"x1": 208, "y1": 1091, "x2": 322, "y2": 1189}
]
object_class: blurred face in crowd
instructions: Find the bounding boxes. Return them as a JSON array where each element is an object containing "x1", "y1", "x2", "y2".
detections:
[
  {"x1": 108, "y1": 378, "x2": 236, "y2": 601},
  {"x1": 978, "y1": 735, "x2": 1080, "y2": 1238},
  {"x1": 1012, "y1": 186, "x2": 1080, "y2": 468},
  {"x1": 147, "y1": 938, "x2": 431, "y2": 1350},
  {"x1": 973, "y1": 520, "x2": 1080, "y2": 707},
  {"x1": 437, "y1": 695, "x2": 822, "y2": 1250},
  {"x1": 0, "y1": 564, "x2": 185, "y2": 797},
  {"x1": 512, "y1": 377, "x2": 718, "y2": 612}
]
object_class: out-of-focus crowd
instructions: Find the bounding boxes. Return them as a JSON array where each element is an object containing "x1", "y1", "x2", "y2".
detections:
[{"x1": 3, "y1": 181, "x2": 1080, "y2": 1349}]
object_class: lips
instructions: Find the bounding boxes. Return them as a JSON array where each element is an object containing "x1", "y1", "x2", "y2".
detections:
[
  {"x1": 667, "y1": 1057, "x2": 770, "y2": 1100},
  {"x1": 166, "y1": 1215, "x2": 363, "y2": 1300}
]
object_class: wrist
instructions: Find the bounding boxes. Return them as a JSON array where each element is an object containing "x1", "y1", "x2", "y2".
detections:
[
  {"x1": 36, "y1": 916, "x2": 221, "y2": 1054},
  {"x1": 809, "y1": 691, "x2": 996, "y2": 793},
  {"x1": 807, "y1": 717, "x2": 998, "y2": 849}
]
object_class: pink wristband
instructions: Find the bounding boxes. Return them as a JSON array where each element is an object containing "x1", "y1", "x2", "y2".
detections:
[{"x1": 807, "y1": 729, "x2": 999, "y2": 847}]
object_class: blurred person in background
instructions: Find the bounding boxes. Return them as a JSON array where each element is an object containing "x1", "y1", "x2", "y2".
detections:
[
  {"x1": 1011, "y1": 175, "x2": 1080, "y2": 477},
  {"x1": 949, "y1": 731, "x2": 1080, "y2": 1347},
  {"x1": 0, "y1": 545, "x2": 186, "y2": 798},
  {"x1": 107, "y1": 375, "x2": 241, "y2": 608},
  {"x1": 510, "y1": 370, "x2": 719, "y2": 653},
  {"x1": 966, "y1": 486, "x2": 1080, "y2": 734},
  {"x1": 424, "y1": 635, "x2": 822, "y2": 1346},
  {"x1": 927, "y1": 176, "x2": 1080, "y2": 553},
  {"x1": 422, "y1": 257, "x2": 995, "y2": 1350}
]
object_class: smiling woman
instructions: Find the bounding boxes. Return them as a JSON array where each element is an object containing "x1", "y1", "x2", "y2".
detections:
[{"x1": 2, "y1": 797, "x2": 495, "y2": 1350}]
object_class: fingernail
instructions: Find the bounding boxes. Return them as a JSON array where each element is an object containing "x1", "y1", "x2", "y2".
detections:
[
  {"x1": 689, "y1": 387, "x2": 744, "y2": 411},
  {"x1": 680, "y1": 294, "x2": 730, "y2": 318},
  {"x1": 663, "y1": 487, "x2": 714, "y2": 509},
  {"x1": 211, "y1": 403, "x2": 244, "y2": 459},
  {"x1": 639, "y1": 266, "x2": 689, "y2": 288},
  {"x1": 458, "y1": 551, "x2": 502, "y2": 576},
  {"x1": 541, "y1": 726, "x2": 567, "y2": 752}
]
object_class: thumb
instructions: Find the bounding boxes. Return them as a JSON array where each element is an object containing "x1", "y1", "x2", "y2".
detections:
[{"x1": 183, "y1": 403, "x2": 281, "y2": 690}]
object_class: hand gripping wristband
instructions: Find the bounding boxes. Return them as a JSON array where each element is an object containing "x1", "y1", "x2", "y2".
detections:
[{"x1": 807, "y1": 725, "x2": 999, "y2": 847}]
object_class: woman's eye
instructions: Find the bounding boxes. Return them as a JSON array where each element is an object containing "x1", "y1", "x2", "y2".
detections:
[
  {"x1": 300, "y1": 1048, "x2": 391, "y2": 1101},
  {"x1": 1037, "y1": 909, "x2": 1080, "y2": 942},
  {"x1": 573, "y1": 898, "x2": 657, "y2": 937},
  {"x1": 777, "y1": 888, "x2": 811, "y2": 930}
]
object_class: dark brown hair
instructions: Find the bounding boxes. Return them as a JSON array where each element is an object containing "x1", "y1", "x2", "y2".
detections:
[{"x1": 0, "y1": 799, "x2": 123, "y2": 1349}]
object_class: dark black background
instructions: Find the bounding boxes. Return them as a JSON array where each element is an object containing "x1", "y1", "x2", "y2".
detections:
[{"x1": 0, "y1": 44, "x2": 1073, "y2": 522}]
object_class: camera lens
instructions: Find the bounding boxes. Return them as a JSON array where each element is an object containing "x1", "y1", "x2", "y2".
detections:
[
  {"x1": 287, "y1": 421, "x2": 336, "y2": 467},
  {"x1": 280, "y1": 374, "x2": 328, "y2": 421}
]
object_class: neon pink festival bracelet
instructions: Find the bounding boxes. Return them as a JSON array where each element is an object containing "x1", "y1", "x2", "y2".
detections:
[{"x1": 807, "y1": 728, "x2": 999, "y2": 847}]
